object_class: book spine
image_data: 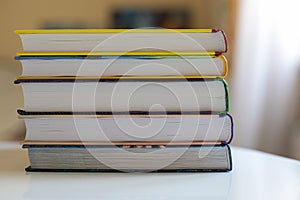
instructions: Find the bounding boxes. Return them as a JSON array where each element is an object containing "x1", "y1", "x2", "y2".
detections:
[
  {"x1": 212, "y1": 29, "x2": 228, "y2": 53},
  {"x1": 226, "y1": 145, "x2": 233, "y2": 171},
  {"x1": 221, "y1": 113, "x2": 234, "y2": 145},
  {"x1": 222, "y1": 79, "x2": 230, "y2": 113}
]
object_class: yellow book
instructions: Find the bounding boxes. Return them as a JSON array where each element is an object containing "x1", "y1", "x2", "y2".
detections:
[
  {"x1": 15, "y1": 54, "x2": 228, "y2": 79},
  {"x1": 15, "y1": 29, "x2": 227, "y2": 54}
]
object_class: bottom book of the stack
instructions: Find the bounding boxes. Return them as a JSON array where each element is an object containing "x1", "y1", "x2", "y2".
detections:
[{"x1": 23, "y1": 144, "x2": 232, "y2": 172}]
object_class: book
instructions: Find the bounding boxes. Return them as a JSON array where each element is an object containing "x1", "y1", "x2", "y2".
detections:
[
  {"x1": 15, "y1": 29, "x2": 227, "y2": 54},
  {"x1": 19, "y1": 111, "x2": 233, "y2": 144},
  {"x1": 15, "y1": 54, "x2": 228, "y2": 78},
  {"x1": 15, "y1": 78, "x2": 229, "y2": 114},
  {"x1": 23, "y1": 144, "x2": 232, "y2": 172}
]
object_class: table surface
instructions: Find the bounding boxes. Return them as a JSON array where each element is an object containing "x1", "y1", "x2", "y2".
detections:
[{"x1": 0, "y1": 142, "x2": 300, "y2": 200}]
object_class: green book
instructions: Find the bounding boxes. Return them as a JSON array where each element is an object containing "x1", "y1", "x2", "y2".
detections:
[{"x1": 15, "y1": 78, "x2": 229, "y2": 114}]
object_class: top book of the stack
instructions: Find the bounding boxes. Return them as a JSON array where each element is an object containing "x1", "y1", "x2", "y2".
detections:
[{"x1": 15, "y1": 29, "x2": 227, "y2": 55}]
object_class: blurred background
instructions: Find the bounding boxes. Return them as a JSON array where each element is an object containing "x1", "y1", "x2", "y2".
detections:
[{"x1": 0, "y1": 0, "x2": 300, "y2": 159}]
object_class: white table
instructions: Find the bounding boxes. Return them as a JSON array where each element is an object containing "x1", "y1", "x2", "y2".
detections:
[{"x1": 0, "y1": 142, "x2": 300, "y2": 200}]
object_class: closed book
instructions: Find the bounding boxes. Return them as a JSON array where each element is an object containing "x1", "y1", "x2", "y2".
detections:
[
  {"x1": 15, "y1": 29, "x2": 227, "y2": 54},
  {"x1": 15, "y1": 78, "x2": 229, "y2": 114},
  {"x1": 19, "y1": 110, "x2": 233, "y2": 144},
  {"x1": 23, "y1": 144, "x2": 232, "y2": 172},
  {"x1": 15, "y1": 54, "x2": 228, "y2": 78}
]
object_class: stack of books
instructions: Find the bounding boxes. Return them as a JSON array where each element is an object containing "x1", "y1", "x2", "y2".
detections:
[{"x1": 15, "y1": 29, "x2": 233, "y2": 172}]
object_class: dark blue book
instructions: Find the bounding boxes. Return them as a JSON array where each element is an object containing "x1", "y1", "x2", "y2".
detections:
[{"x1": 23, "y1": 144, "x2": 232, "y2": 172}]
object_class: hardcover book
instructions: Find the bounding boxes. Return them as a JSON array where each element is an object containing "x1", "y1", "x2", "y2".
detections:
[
  {"x1": 15, "y1": 29, "x2": 228, "y2": 54},
  {"x1": 15, "y1": 78, "x2": 229, "y2": 114},
  {"x1": 16, "y1": 54, "x2": 228, "y2": 78},
  {"x1": 19, "y1": 111, "x2": 233, "y2": 144},
  {"x1": 23, "y1": 144, "x2": 232, "y2": 172}
]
